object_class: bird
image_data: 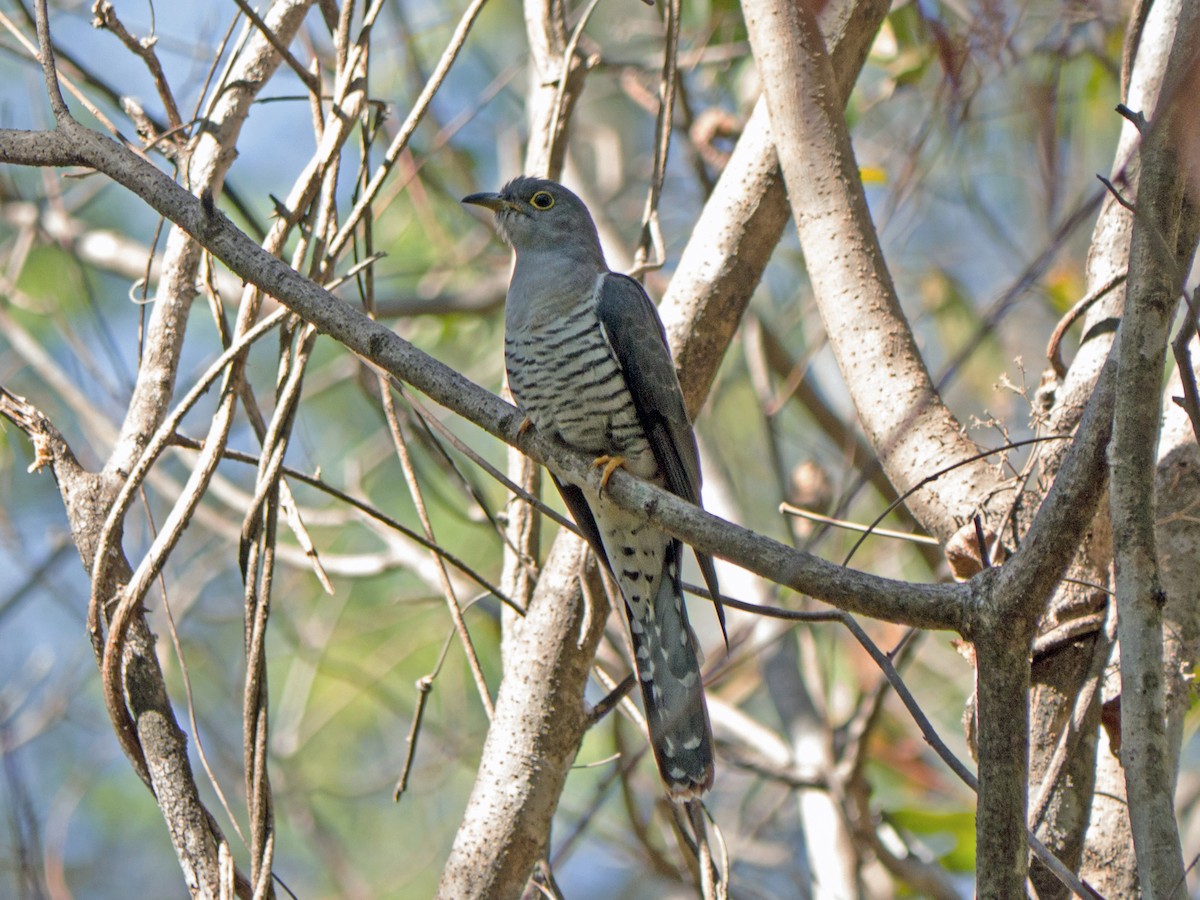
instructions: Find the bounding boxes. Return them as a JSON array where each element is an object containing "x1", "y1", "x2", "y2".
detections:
[{"x1": 463, "y1": 176, "x2": 725, "y2": 799}]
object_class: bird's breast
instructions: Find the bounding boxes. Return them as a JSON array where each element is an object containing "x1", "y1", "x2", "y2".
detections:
[{"x1": 505, "y1": 306, "x2": 654, "y2": 475}]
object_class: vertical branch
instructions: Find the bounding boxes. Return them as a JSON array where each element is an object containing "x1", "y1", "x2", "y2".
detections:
[
  {"x1": 325, "y1": 0, "x2": 487, "y2": 261},
  {"x1": 631, "y1": 0, "x2": 679, "y2": 275},
  {"x1": 660, "y1": 0, "x2": 891, "y2": 415},
  {"x1": 32, "y1": 0, "x2": 70, "y2": 123},
  {"x1": 522, "y1": 0, "x2": 590, "y2": 181},
  {"x1": 241, "y1": 320, "x2": 317, "y2": 896},
  {"x1": 971, "y1": 603, "x2": 1038, "y2": 895},
  {"x1": 436, "y1": 541, "x2": 610, "y2": 900},
  {"x1": 378, "y1": 380, "x2": 496, "y2": 718},
  {"x1": 1036, "y1": 0, "x2": 1193, "y2": 889},
  {"x1": 1109, "y1": 9, "x2": 1200, "y2": 893}
]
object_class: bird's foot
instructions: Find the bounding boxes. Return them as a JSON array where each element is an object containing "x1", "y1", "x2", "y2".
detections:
[
  {"x1": 592, "y1": 454, "x2": 627, "y2": 494},
  {"x1": 517, "y1": 415, "x2": 535, "y2": 437}
]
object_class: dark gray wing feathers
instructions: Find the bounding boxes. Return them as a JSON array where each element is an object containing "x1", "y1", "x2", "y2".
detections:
[
  {"x1": 553, "y1": 474, "x2": 609, "y2": 569},
  {"x1": 596, "y1": 273, "x2": 726, "y2": 640}
]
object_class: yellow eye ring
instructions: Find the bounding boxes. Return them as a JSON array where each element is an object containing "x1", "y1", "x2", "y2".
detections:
[{"x1": 530, "y1": 191, "x2": 555, "y2": 210}]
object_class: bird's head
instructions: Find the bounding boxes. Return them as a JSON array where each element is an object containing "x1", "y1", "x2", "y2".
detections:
[{"x1": 462, "y1": 176, "x2": 603, "y2": 261}]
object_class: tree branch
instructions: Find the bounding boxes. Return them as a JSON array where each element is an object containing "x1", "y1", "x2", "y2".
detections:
[
  {"x1": 740, "y1": 0, "x2": 995, "y2": 542},
  {"x1": 659, "y1": 0, "x2": 891, "y2": 417},
  {"x1": 1109, "y1": 5, "x2": 1200, "y2": 890}
]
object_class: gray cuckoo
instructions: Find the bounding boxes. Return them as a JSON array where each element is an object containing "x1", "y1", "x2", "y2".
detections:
[{"x1": 463, "y1": 176, "x2": 724, "y2": 798}]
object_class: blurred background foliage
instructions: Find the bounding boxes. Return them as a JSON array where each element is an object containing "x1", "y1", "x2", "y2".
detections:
[{"x1": 0, "y1": 0, "x2": 1148, "y2": 896}]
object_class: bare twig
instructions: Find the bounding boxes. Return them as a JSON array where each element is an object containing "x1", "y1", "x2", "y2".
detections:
[
  {"x1": 841, "y1": 435, "x2": 1072, "y2": 566},
  {"x1": 393, "y1": 644, "x2": 447, "y2": 802},
  {"x1": 1047, "y1": 272, "x2": 1127, "y2": 377},
  {"x1": 378, "y1": 378, "x2": 495, "y2": 718},
  {"x1": 90, "y1": 0, "x2": 184, "y2": 133},
  {"x1": 32, "y1": 0, "x2": 69, "y2": 123},
  {"x1": 1097, "y1": 173, "x2": 1137, "y2": 213},
  {"x1": 1108, "y1": 7, "x2": 1200, "y2": 887},
  {"x1": 715, "y1": 594, "x2": 1101, "y2": 899},
  {"x1": 779, "y1": 505, "x2": 940, "y2": 545},
  {"x1": 326, "y1": 0, "x2": 489, "y2": 260},
  {"x1": 544, "y1": 0, "x2": 603, "y2": 177},
  {"x1": 1170, "y1": 288, "x2": 1200, "y2": 446},
  {"x1": 630, "y1": 0, "x2": 680, "y2": 277}
]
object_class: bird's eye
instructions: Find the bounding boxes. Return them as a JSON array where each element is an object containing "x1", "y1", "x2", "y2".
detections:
[{"x1": 530, "y1": 191, "x2": 555, "y2": 210}]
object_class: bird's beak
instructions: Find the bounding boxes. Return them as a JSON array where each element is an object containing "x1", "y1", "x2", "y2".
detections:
[{"x1": 461, "y1": 192, "x2": 509, "y2": 212}]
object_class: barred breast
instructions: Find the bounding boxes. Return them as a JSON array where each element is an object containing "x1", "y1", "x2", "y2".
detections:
[{"x1": 505, "y1": 301, "x2": 657, "y2": 479}]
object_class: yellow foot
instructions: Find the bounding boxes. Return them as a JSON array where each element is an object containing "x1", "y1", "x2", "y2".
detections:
[
  {"x1": 592, "y1": 454, "x2": 627, "y2": 493},
  {"x1": 517, "y1": 415, "x2": 534, "y2": 438}
]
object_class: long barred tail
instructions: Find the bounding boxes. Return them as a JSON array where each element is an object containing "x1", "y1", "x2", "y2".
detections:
[{"x1": 626, "y1": 540, "x2": 714, "y2": 798}]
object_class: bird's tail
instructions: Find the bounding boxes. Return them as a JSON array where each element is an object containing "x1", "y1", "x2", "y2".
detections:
[{"x1": 627, "y1": 540, "x2": 714, "y2": 799}]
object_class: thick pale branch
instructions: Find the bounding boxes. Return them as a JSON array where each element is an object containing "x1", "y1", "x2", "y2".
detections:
[
  {"x1": 736, "y1": 0, "x2": 1149, "y2": 893},
  {"x1": 660, "y1": 0, "x2": 890, "y2": 416},
  {"x1": 1109, "y1": 6, "x2": 1200, "y2": 890},
  {"x1": 436, "y1": 540, "x2": 607, "y2": 900},
  {"x1": 969, "y1": 348, "x2": 1116, "y2": 895},
  {"x1": 440, "y1": 2, "x2": 603, "y2": 896},
  {"x1": 741, "y1": 0, "x2": 993, "y2": 540},
  {"x1": 992, "y1": 361, "x2": 1118, "y2": 619},
  {"x1": 1032, "y1": 0, "x2": 1193, "y2": 889}
]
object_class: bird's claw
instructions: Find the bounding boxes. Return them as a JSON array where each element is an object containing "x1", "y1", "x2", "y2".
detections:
[
  {"x1": 517, "y1": 415, "x2": 534, "y2": 437},
  {"x1": 592, "y1": 454, "x2": 627, "y2": 494}
]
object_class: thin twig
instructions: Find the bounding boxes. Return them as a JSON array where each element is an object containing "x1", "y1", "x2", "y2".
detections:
[
  {"x1": 91, "y1": 309, "x2": 291, "y2": 785},
  {"x1": 1028, "y1": 605, "x2": 1116, "y2": 829},
  {"x1": 631, "y1": 0, "x2": 680, "y2": 277},
  {"x1": 586, "y1": 673, "x2": 636, "y2": 727},
  {"x1": 147, "y1": 499, "x2": 249, "y2": 849},
  {"x1": 394, "y1": 615, "x2": 493, "y2": 799},
  {"x1": 392, "y1": 378, "x2": 581, "y2": 538},
  {"x1": 1170, "y1": 288, "x2": 1200, "y2": 446},
  {"x1": 1046, "y1": 272, "x2": 1127, "y2": 377},
  {"x1": 841, "y1": 435, "x2": 1073, "y2": 566},
  {"x1": 326, "y1": 0, "x2": 490, "y2": 260},
  {"x1": 8, "y1": 3, "x2": 137, "y2": 143},
  {"x1": 379, "y1": 378, "x2": 495, "y2": 718},
  {"x1": 1115, "y1": 102, "x2": 1148, "y2": 134},
  {"x1": 169, "y1": 435, "x2": 518, "y2": 611},
  {"x1": 1097, "y1": 173, "x2": 1137, "y2": 213},
  {"x1": 229, "y1": 0, "x2": 321, "y2": 94},
  {"x1": 686, "y1": 799, "x2": 722, "y2": 900},
  {"x1": 779, "y1": 504, "x2": 940, "y2": 545},
  {"x1": 91, "y1": 0, "x2": 184, "y2": 132},
  {"x1": 87, "y1": 309, "x2": 289, "y2": 654},
  {"x1": 32, "y1": 0, "x2": 68, "y2": 122},
  {"x1": 973, "y1": 515, "x2": 992, "y2": 569},
  {"x1": 546, "y1": 0, "x2": 603, "y2": 170},
  {"x1": 713, "y1": 593, "x2": 1101, "y2": 899}
]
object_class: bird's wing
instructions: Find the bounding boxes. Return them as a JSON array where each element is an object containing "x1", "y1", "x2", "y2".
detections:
[
  {"x1": 552, "y1": 474, "x2": 610, "y2": 570},
  {"x1": 596, "y1": 273, "x2": 726, "y2": 640}
]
